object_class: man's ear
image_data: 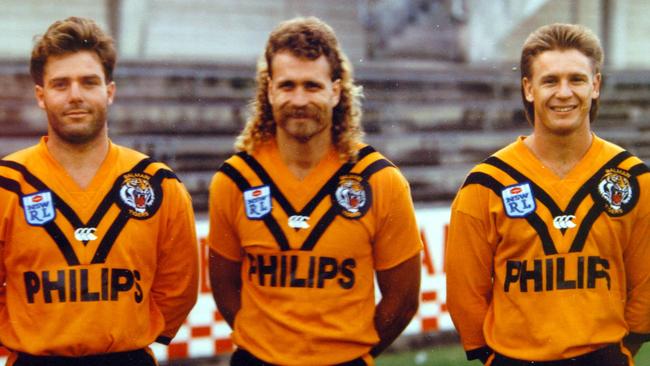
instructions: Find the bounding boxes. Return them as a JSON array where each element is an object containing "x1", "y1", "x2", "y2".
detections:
[
  {"x1": 107, "y1": 81, "x2": 116, "y2": 105},
  {"x1": 35, "y1": 85, "x2": 46, "y2": 110},
  {"x1": 331, "y1": 79, "x2": 341, "y2": 106},
  {"x1": 267, "y1": 76, "x2": 275, "y2": 105},
  {"x1": 522, "y1": 77, "x2": 534, "y2": 103},
  {"x1": 591, "y1": 73, "x2": 601, "y2": 99}
]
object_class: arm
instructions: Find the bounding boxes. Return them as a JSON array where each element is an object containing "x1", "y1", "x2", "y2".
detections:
[
  {"x1": 206, "y1": 172, "x2": 244, "y2": 328},
  {"x1": 445, "y1": 190, "x2": 495, "y2": 363},
  {"x1": 150, "y1": 183, "x2": 199, "y2": 344},
  {"x1": 208, "y1": 249, "x2": 242, "y2": 328},
  {"x1": 370, "y1": 253, "x2": 421, "y2": 357},
  {"x1": 623, "y1": 209, "x2": 650, "y2": 356},
  {"x1": 370, "y1": 168, "x2": 423, "y2": 356},
  {"x1": 0, "y1": 208, "x2": 6, "y2": 308},
  {"x1": 0, "y1": 240, "x2": 5, "y2": 309}
]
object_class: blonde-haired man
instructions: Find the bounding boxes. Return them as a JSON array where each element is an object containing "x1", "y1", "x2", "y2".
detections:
[
  {"x1": 208, "y1": 17, "x2": 422, "y2": 366},
  {"x1": 446, "y1": 23, "x2": 650, "y2": 365}
]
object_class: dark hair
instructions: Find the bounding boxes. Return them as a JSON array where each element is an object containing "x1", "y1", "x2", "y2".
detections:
[
  {"x1": 236, "y1": 16, "x2": 364, "y2": 161},
  {"x1": 520, "y1": 23, "x2": 603, "y2": 124},
  {"x1": 30, "y1": 16, "x2": 116, "y2": 86}
]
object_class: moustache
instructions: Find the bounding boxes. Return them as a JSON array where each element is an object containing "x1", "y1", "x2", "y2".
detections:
[
  {"x1": 279, "y1": 105, "x2": 321, "y2": 120},
  {"x1": 63, "y1": 104, "x2": 92, "y2": 114}
]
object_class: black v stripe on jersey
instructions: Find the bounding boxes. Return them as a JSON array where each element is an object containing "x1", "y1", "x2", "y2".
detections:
[
  {"x1": 86, "y1": 157, "x2": 164, "y2": 229},
  {"x1": 1, "y1": 161, "x2": 83, "y2": 264},
  {"x1": 0, "y1": 160, "x2": 84, "y2": 228},
  {"x1": 463, "y1": 172, "x2": 557, "y2": 255},
  {"x1": 0, "y1": 157, "x2": 178, "y2": 266},
  {"x1": 300, "y1": 159, "x2": 396, "y2": 251},
  {"x1": 219, "y1": 146, "x2": 392, "y2": 252},
  {"x1": 630, "y1": 162, "x2": 650, "y2": 176},
  {"x1": 219, "y1": 162, "x2": 290, "y2": 251},
  {"x1": 289, "y1": 145, "x2": 378, "y2": 218},
  {"x1": 569, "y1": 205, "x2": 605, "y2": 253},
  {"x1": 0, "y1": 175, "x2": 80, "y2": 264},
  {"x1": 484, "y1": 156, "x2": 563, "y2": 218},
  {"x1": 466, "y1": 150, "x2": 642, "y2": 255},
  {"x1": 563, "y1": 151, "x2": 631, "y2": 216},
  {"x1": 0, "y1": 176, "x2": 22, "y2": 196},
  {"x1": 91, "y1": 163, "x2": 180, "y2": 264},
  {"x1": 234, "y1": 145, "x2": 379, "y2": 218}
]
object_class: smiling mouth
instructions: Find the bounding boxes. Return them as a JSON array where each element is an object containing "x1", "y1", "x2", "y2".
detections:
[{"x1": 550, "y1": 106, "x2": 577, "y2": 112}]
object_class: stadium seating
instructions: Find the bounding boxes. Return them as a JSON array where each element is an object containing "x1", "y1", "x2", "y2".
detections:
[{"x1": 1, "y1": 59, "x2": 649, "y2": 212}]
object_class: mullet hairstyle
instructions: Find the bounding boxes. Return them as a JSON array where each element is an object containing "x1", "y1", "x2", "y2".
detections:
[
  {"x1": 520, "y1": 23, "x2": 604, "y2": 124},
  {"x1": 30, "y1": 16, "x2": 116, "y2": 86},
  {"x1": 235, "y1": 16, "x2": 364, "y2": 161}
]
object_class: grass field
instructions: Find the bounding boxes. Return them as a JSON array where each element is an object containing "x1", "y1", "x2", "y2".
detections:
[{"x1": 376, "y1": 343, "x2": 650, "y2": 365}]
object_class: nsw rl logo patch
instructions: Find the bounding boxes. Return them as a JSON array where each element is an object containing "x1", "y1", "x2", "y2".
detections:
[
  {"x1": 501, "y1": 182, "x2": 536, "y2": 218},
  {"x1": 244, "y1": 185, "x2": 272, "y2": 220},
  {"x1": 22, "y1": 191, "x2": 56, "y2": 226}
]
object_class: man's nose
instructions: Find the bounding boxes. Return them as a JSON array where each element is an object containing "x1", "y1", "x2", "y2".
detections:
[
  {"x1": 68, "y1": 82, "x2": 83, "y2": 101},
  {"x1": 556, "y1": 79, "x2": 572, "y2": 98},
  {"x1": 289, "y1": 88, "x2": 309, "y2": 106}
]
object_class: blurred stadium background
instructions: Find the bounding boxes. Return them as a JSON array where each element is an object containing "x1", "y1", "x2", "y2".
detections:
[{"x1": 1, "y1": 0, "x2": 650, "y2": 365}]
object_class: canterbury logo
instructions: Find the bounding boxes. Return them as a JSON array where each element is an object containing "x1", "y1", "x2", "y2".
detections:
[
  {"x1": 553, "y1": 215, "x2": 576, "y2": 229},
  {"x1": 288, "y1": 215, "x2": 310, "y2": 229},
  {"x1": 74, "y1": 227, "x2": 98, "y2": 241}
]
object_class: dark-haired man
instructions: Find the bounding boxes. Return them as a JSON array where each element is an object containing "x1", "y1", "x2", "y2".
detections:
[{"x1": 0, "y1": 17, "x2": 198, "y2": 365}]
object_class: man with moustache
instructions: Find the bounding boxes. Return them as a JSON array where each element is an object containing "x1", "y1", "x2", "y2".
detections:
[
  {"x1": 0, "y1": 17, "x2": 198, "y2": 365},
  {"x1": 208, "y1": 17, "x2": 422, "y2": 366},
  {"x1": 446, "y1": 23, "x2": 650, "y2": 365}
]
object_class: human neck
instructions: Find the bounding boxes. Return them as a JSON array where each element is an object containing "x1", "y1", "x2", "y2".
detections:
[
  {"x1": 46, "y1": 133, "x2": 110, "y2": 189},
  {"x1": 524, "y1": 128, "x2": 593, "y2": 179},
  {"x1": 276, "y1": 130, "x2": 332, "y2": 180}
]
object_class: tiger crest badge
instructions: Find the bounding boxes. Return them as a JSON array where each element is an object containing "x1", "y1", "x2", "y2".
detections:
[
  {"x1": 595, "y1": 168, "x2": 638, "y2": 217},
  {"x1": 332, "y1": 174, "x2": 372, "y2": 219},
  {"x1": 117, "y1": 173, "x2": 160, "y2": 219}
]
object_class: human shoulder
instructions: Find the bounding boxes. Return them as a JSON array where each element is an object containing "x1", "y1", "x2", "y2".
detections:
[
  {"x1": 2, "y1": 143, "x2": 41, "y2": 163},
  {"x1": 349, "y1": 145, "x2": 403, "y2": 183},
  {"x1": 0, "y1": 143, "x2": 45, "y2": 183},
  {"x1": 458, "y1": 139, "x2": 521, "y2": 193},
  {"x1": 113, "y1": 143, "x2": 177, "y2": 175},
  {"x1": 595, "y1": 137, "x2": 648, "y2": 177}
]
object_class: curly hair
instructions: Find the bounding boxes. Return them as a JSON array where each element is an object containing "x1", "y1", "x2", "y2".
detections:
[
  {"x1": 31, "y1": 16, "x2": 116, "y2": 86},
  {"x1": 235, "y1": 16, "x2": 364, "y2": 161},
  {"x1": 520, "y1": 23, "x2": 603, "y2": 124}
]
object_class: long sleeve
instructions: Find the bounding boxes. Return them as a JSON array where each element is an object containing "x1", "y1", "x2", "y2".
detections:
[
  {"x1": 445, "y1": 186, "x2": 495, "y2": 359},
  {"x1": 624, "y1": 209, "x2": 650, "y2": 339},
  {"x1": 151, "y1": 181, "x2": 199, "y2": 344}
]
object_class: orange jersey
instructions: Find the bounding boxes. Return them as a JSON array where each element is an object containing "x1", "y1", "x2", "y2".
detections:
[
  {"x1": 0, "y1": 138, "x2": 199, "y2": 357},
  {"x1": 446, "y1": 136, "x2": 650, "y2": 363},
  {"x1": 208, "y1": 141, "x2": 422, "y2": 365}
]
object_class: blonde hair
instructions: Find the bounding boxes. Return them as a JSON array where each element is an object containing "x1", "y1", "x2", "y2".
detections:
[
  {"x1": 235, "y1": 16, "x2": 364, "y2": 161},
  {"x1": 520, "y1": 23, "x2": 603, "y2": 124}
]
